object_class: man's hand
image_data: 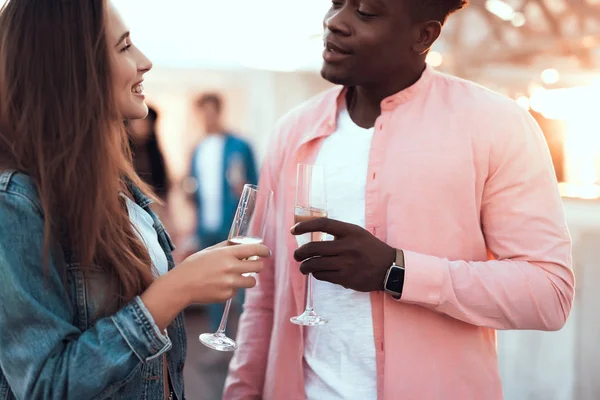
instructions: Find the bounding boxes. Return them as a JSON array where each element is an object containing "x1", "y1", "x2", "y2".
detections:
[{"x1": 291, "y1": 218, "x2": 396, "y2": 292}]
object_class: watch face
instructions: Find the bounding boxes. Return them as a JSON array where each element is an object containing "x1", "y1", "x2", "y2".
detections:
[{"x1": 386, "y1": 266, "x2": 405, "y2": 295}]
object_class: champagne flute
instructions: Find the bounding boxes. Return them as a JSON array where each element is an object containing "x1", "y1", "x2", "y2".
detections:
[
  {"x1": 290, "y1": 164, "x2": 328, "y2": 326},
  {"x1": 199, "y1": 184, "x2": 273, "y2": 351}
]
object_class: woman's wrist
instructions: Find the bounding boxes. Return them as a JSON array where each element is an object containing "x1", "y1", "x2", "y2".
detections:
[
  {"x1": 140, "y1": 270, "x2": 190, "y2": 331},
  {"x1": 163, "y1": 267, "x2": 193, "y2": 308}
]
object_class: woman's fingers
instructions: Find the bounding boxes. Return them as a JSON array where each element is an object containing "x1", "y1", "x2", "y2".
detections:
[
  {"x1": 232, "y1": 260, "x2": 265, "y2": 275},
  {"x1": 227, "y1": 243, "x2": 271, "y2": 260}
]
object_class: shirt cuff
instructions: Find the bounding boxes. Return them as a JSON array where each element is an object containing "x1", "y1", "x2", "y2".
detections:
[
  {"x1": 398, "y1": 250, "x2": 446, "y2": 307},
  {"x1": 111, "y1": 296, "x2": 172, "y2": 362}
]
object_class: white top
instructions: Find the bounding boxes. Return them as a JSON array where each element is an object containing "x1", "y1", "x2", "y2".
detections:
[
  {"x1": 195, "y1": 134, "x2": 226, "y2": 233},
  {"x1": 303, "y1": 106, "x2": 377, "y2": 400},
  {"x1": 125, "y1": 196, "x2": 169, "y2": 277}
]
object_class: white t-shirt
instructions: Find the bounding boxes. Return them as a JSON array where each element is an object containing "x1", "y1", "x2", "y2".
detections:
[
  {"x1": 303, "y1": 106, "x2": 377, "y2": 400},
  {"x1": 195, "y1": 134, "x2": 226, "y2": 233},
  {"x1": 125, "y1": 196, "x2": 169, "y2": 277}
]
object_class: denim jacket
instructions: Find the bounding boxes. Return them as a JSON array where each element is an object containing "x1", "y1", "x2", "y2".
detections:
[{"x1": 0, "y1": 170, "x2": 187, "y2": 400}]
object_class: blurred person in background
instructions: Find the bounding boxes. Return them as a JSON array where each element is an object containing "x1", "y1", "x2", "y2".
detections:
[
  {"x1": 128, "y1": 106, "x2": 171, "y2": 231},
  {"x1": 128, "y1": 106, "x2": 168, "y2": 201},
  {"x1": 0, "y1": 1, "x2": 268, "y2": 399},
  {"x1": 187, "y1": 93, "x2": 259, "y2": 337},
  {"x1": 225, "y1": 0, "x2": 574, "y2": 399}
]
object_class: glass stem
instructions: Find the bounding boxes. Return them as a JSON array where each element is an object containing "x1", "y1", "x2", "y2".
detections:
[
  {"x1": 305, "y1": 273, "x2": 314, "y2": 312},
  {"x1": 216, "y1": 299, "x2": 233, "y2": 334}
]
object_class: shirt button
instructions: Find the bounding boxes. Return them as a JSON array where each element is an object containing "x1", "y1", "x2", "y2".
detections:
[
  {"x1": 378, "y1": 123, "x2": 384, "y2": 130},
  {"x1": 372, "y1": 172, "x2": 376, "y2": 180}
]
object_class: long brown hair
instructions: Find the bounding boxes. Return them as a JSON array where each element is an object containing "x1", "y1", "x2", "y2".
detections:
[{"x1": 0, "y1": 0, "x2": 155, "y2": 303}]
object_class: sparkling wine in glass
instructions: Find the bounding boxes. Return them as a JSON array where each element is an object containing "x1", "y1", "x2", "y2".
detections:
[
  {"x1": 290, "y1": 164, "x2": 328, "y2": 326},
  {"x1": 199, "y1": 184, "x2": 272, "y2": 351},
  {"x1": 294, "y1": 206, "x2": 328, "y2": 242}
]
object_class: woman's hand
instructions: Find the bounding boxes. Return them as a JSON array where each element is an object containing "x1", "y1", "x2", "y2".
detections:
[
  {"x1": 177, "y1": 242, "x2": 270, "y2": 304},
  {"x1": 140, "y1": 242, "x2": 270, "y2": 331}
]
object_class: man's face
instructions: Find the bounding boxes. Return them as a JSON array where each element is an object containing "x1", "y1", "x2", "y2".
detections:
[
  {"x1": 200, "y1": 102, "x2": 220, "y2": 132},
  {"x1": 321, "y1": 0, "x2": 421, "y2": 87}
]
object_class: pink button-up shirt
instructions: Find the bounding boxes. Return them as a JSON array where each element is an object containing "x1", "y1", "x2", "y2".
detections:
[{"x1": 224, "y1": 66, "x2": 575, "y2": 400}]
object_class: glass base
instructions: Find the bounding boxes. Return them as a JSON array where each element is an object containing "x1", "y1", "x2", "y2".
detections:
[
  {"x1": 199, "y1": 332, "x2": 237, "y2": 352},
  {"x1": 290, "y1": 309, "x2": 328, "y2": 326}
]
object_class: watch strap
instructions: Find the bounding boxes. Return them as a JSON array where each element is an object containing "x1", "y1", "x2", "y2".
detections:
[{"x1": 395, "y1": 248, "x2": 405, "y2": 268}]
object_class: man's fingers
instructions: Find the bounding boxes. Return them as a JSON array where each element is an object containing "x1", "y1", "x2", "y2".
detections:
[
  {"x1": 299, "y1": 256, "x2": 338, "y2": 276},
  {"x1": 311, "y1": 271, "x2": 339, "y2": 284},
  {"x1": 291, "y1": 218, "x2": 353, "y2": 237},
  {"x1": 294, "y1": 240, "x2": 342, "y2": 262}
]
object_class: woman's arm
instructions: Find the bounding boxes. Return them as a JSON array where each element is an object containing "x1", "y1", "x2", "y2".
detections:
[{"x1": 0, "y1": 192, "x2": 175, "y2": 400}]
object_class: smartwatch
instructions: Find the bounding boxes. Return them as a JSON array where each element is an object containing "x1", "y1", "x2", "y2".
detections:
[{"x1": 384, "y1": 249, "x2": 405, "y2": 299}]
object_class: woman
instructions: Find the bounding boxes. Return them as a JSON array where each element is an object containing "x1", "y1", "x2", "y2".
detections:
[{"x1": 0, "y1": 1, "x2": 268, "y2": 399}]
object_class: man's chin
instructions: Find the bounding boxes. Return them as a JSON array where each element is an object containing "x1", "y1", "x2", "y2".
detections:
[{"x1": 320, "y1": 65, "x2": 354, "y2": 86}]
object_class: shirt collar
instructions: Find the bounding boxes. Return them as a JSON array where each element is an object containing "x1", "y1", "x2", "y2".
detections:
[
  {"x1": 380, "y1": 64, "x2": 434, "y2": 110},
  {"x1": 125, "y1": 178, "x2": 153, "y2": 208},
  {"x1": 304, "y1": 64, "x2": 435, "y2": 145}
]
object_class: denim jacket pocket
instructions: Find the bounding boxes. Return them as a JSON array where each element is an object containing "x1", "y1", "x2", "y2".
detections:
[{"x1": 66, "y1": 263, "x2": 122, "y2": 330}]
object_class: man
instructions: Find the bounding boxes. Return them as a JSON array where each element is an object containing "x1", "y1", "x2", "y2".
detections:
[
  {"x1": 188, "y1": 93, "x2": 258, "y2": 333},
  {"x1": 224, "y1": 1, "x2": 575, "y2": 399}
]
